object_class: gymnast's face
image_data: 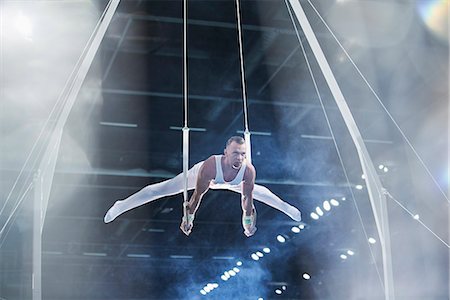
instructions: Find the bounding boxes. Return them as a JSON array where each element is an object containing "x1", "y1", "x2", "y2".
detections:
[{"x1": 224, "y1": 141, "x2": 246, "y2": 170}]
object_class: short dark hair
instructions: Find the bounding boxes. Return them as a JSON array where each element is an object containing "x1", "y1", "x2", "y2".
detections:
[{"x1": 226, "y1": 136, "x2": 245, "y2": 147}]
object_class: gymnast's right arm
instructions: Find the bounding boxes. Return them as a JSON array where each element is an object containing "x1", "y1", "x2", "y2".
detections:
[{"x1": 187, "y1": 156, "x2": 215, "y2": 214}]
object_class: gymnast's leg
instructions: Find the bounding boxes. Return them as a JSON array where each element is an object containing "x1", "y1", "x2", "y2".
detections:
[
  {"x1": 104, "y1": 162, "x2": 203, "y2": 223},
  {"x1": 211, "y1": 184, "x2": 301, "y2": 221},
  {"x1": 252, "y1": 184, "x2": 301, "y2": 221}
]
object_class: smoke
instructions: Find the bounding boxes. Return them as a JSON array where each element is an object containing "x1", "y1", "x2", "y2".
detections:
[{"x1": 174, "y1": 259, "x2": 271, "y2": 299}]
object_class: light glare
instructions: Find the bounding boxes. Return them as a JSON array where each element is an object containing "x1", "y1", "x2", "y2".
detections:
[
  {"x1": 316, "y1": 206, "x2": 324, "y2": 216},
  {"x1": 277, "y1": 235, "x2": 286, "y2": 243},
  {"x1": 330, "y1": 199, "x2": 339, "y2": 206},
  {"x1": 310, "y1": 212, "x2": 319, "y2": 220}
]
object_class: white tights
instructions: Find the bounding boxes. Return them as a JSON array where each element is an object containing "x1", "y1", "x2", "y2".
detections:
[{"x1": 104, "y1": 161, "x2": 301, "y2": 223}]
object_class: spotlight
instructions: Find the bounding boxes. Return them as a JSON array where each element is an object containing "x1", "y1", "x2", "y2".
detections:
[
  {"x1": 347, "y1": 250, "x2": 355, "y2": 256},
  {"x1": 275, "y1": 289, "x2": 282, "y2": 295},
  {"x1": 233, "y1": 267, "x2": 240, "y2": 273},
  {"x1": 413, "y1": 214, "x2": 420, "y2": 220},
  {"x1": 212, "y1": 283, "x2": 219, "y2": 288},
  {"x1": 221, "y1": 275, "x2": 228, "y2": 281},
  {"x1": 361, "y1": 174, "x2": 366, "y2": 179},
  {"x1": 207, "y1": 283, "x2": 214, "y2": 289},
  {"x1": 263, "y1": 247, "x2": 271, "y2": 253},
  {"x1": 236, "y1": 261, "x2": 243, "y2": 266},
  {"x1": 291, "y1": 226, "x2": 301, "y2": 233},
  {"x1": 204, "y1": 286, "x2": 211, "y2": 292},
  {"x1": 251, "y1": 253, "x2": 260, "y2": 261},
  {"x1": 316, "y1": 207, "x2": 324, "y2": 216},
  {"x1": 368, "y1": 237, "x2": 377, "y2": 244},
  {"x1": 277, "y1": 235, "x2": 286, "y2": 243},
  {"x1": 310, "y1": 212, "x2": 319, "y2": 220},
  {"x1": 200, "y1": 289, "x2": 207, "y2": 295},
  {"x1": 299, "y1": 224, "x2": 305, "y2": 229},
  {"x1": 224, "y1": 271, "x2": 231, "y2": 279},
  {"x1": 323, "y1": 200, "x2": 331, "y2": 211},
  {"x1": 256, "y1": 251, "x2": 264, "y2": 258},
  {"x1": 355, "y1": 185, "x2": 363, "y2": 190},
  {"x1": 302, "y1": 273, "x2": 311, "y2": 280},
  {"x1": 378, "y1": 164, "x2": 384, "y2": 170},
  {"x1": 383, "y1": 167, "x2": 389, "y2": 173},
  {"x1": 330, "y1": 199, "x2": 339, "y2": 206},
  {"x1": 341, "y1": 197, "x2": 346, "y2": 201},
  {"x1": 282, "y1": 285, "x2": 287, "y2": 290},
  {"x1": 340, "y1": 254, "x2": 348, "y2": 260},
  {"x1": 15, "y1": 12, "x2": 33, "y2": 40},
  {"x1": 229, "y1": 270, "x2": 236, "y2": 276}
]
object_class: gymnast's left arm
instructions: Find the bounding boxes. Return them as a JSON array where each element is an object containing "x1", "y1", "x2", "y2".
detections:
[{"x1": 242, "y1": 164, "x2": 256, "y2": 213}]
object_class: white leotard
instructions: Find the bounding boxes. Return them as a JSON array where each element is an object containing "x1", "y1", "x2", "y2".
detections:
[{"x1": 212, "y1": 155, "x2": 246, "y2": 186}]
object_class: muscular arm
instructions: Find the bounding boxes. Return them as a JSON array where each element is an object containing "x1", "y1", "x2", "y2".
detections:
[
  {"x1": 242, "y1": 163, "x2": 256, "y2": 214},
  {"x1": 187, "y1": 156, "x2": 216, "y2": 215}
]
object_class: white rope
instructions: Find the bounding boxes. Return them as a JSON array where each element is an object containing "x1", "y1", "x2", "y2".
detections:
[
  {"x1": 383, "y1": 190, "x2": 450, "y2": 249},
  {"x1": 284, "y1": 0, "x2": 385, "y2": 290},
  {"x1": 234, "y1": 0, "x2": 252, "y2": 163},
  {"x1": 182, "y1": 0, "x2": 190, "y2": 218},
  {"x1": 306, "y1": 0, "x2": 449, "y2": 205}
]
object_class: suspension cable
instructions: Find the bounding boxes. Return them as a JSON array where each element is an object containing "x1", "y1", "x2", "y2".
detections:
[
  {"x1": 235, "y1": 0, "x2": 252, "y2": 163},
  {"x1": 284, "y1": 0, "x2": 385, "y2": 290},
  {"x1": 182, "y1": 0, "x2": 190, "y2": 217},
  {"x1": 306, "y1": 0, "x2": 449, "y2": 204}
]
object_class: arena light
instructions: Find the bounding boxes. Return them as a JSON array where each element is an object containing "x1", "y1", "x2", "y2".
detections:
[
  {"x1": 383, "y1": 167, "x2": 389, "y2": 173},
  {"x1": 378, "y1": 164, "x2": 384, "y2": 170},
  {"x1": 256, "y1": 251, "x2": 264, "y2": 258},
  {"x1": 368, "y1": 237, "x2": 377, "y2": 244},
  {"x1": 291, "y1": 226, "x2": 301, "y2": 233},
  {"x1": 302, "y1": 273, "x2": 311, "y2": 280},
  {"x1": 340, "y1": 254, "x2": 348, "y2": 260},
  {"x1": 323, "y1": 200, "x2": 331, "y2": 211},
  {"x1": 299, "y1": 224, "x2": 305, "y2": 229},
  {"x1": 200, "y1": 289, "x2": 207, "y2": 295},
  {"x1": 15, "y1": 12, "x2": 33, "y2": 40},
  {"x1": 236, "y1": 261, "x2": 243, "y2": 266},
  {"x1": 315, "y1": 206, "x2": 324, "y2": 216},
  {"x1": 347, "y1": 250, "x2": 355, "y2": 256},
  {"x1": 277, "y1": 235, "x2": 286, "y2": 243},
  {"x1": 310, "y1": 212, "x2": 319, "y2": 220},
  {"x1": 233, "y1": 267, "x2": 240, "y2": 273},
  {"x1": 263, "y1": 247, "x2": 271, "y2": 253},
  {"x1": 228, "y1": 270, "x2": 236, "y2": 276},
  {"x1": 221, "y1": 275, "x2": 228, "y2": 281},
  {"x1": 251, "y1": 253, "x2": 260, "y2": 261},
  {"x1": 330, "y1": 199, "x2": 339, "y2": 206},
  {"x1": 355, "y1": 185, "x2": 363, "y2": 190},
  {"x1": 275, "y1": 289, "x2": 282, "y2": 295},
  {"x1": 413, "y1": 214, "x2": 420, "y2": 220}
]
